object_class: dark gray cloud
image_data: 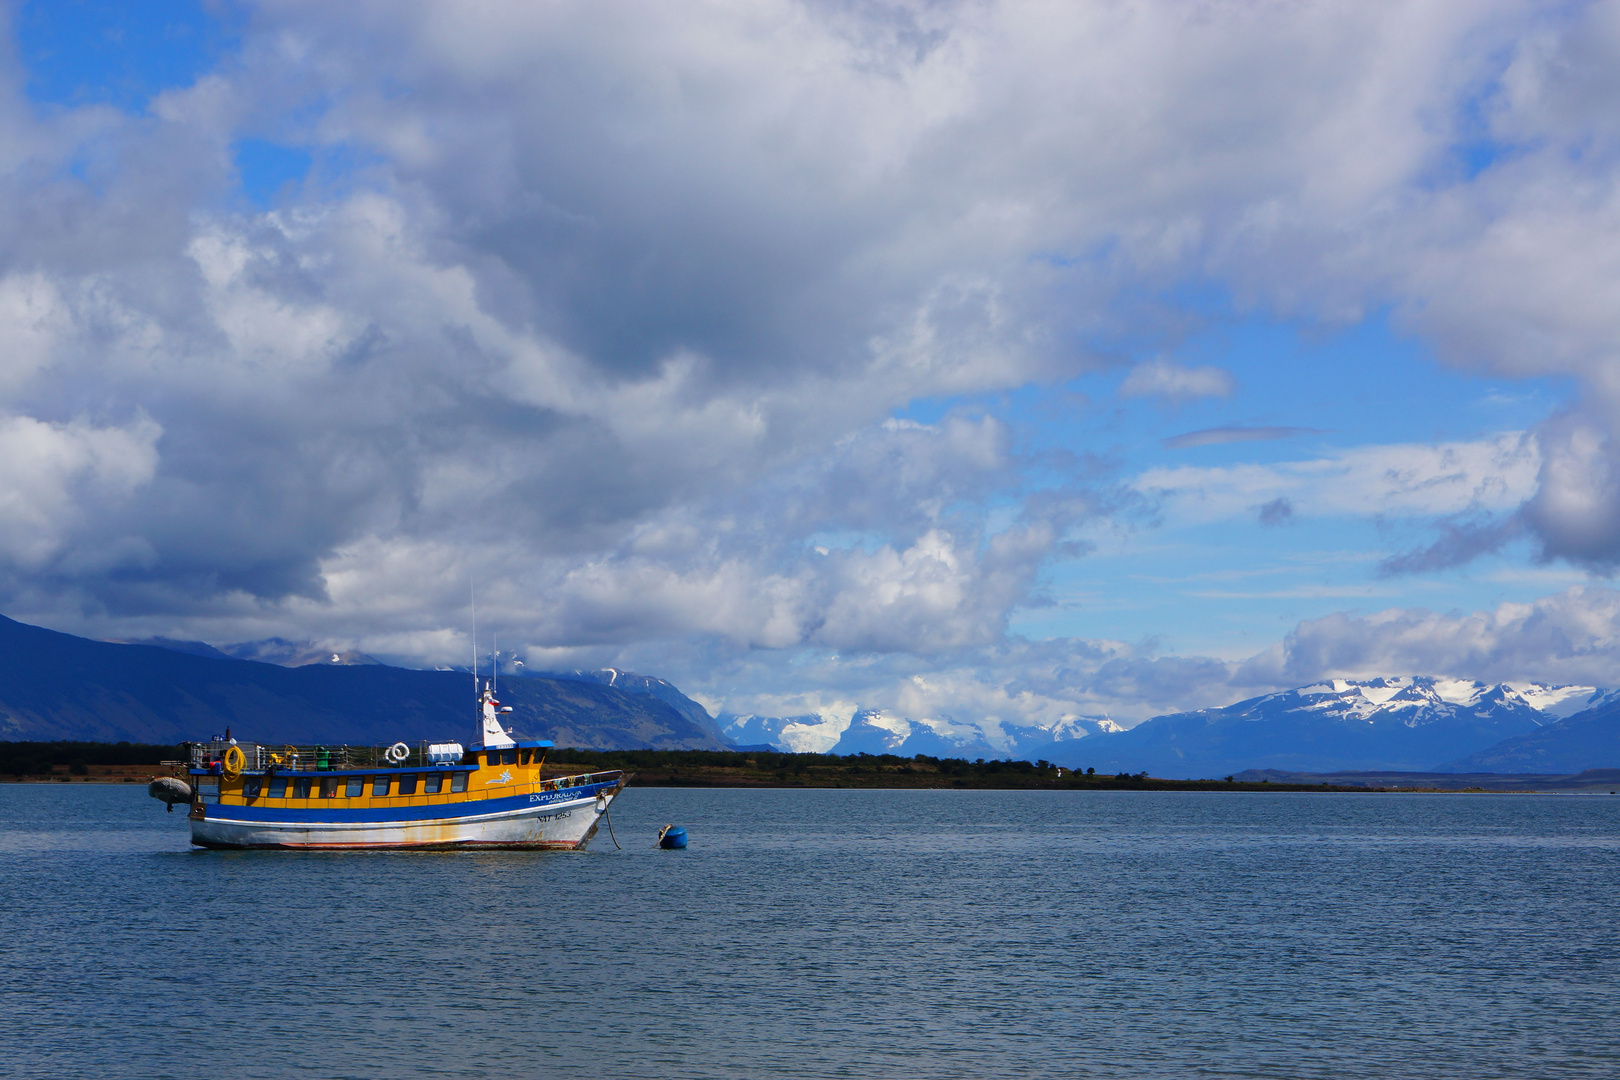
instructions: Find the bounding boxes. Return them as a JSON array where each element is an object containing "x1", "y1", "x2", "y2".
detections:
[
  {"x1": 1256, "y1": 496, "x2": 1294, "y2": 526},
  {"x1": 1377, "y1": 513, "x2": 1522, "y2": 576},
  {"x1": 1521, "y1": 409, "x2": 1620, "y2": 571}
]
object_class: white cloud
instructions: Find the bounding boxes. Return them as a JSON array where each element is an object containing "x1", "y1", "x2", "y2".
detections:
[
  {"x1": 1237, "y1": 585, "x2": 1620, "y2": 691},
  {"x1": 1137, "y1": 433, "x2": 1539, "y2": 524},
  {"x1": 0, "y1": 413, "x2": 162, "y2": 569},
  {"x1": 1120, "y1": 358, "x2": 1235, "y2": 404},
  {"x1": 0, "y1": 275, "x2": 68, "y2": 394}
]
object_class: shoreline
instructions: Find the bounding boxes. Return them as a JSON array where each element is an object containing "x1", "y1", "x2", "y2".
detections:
[
  {"x1": 3, "y1": 748, "x2": 1612, "y2": 793},
  {"x1": 0, "y1": 770, "x2": 1550, "y2": 795},
  {"x1": 0, "y1": 776, "x2": 1588, "y2": 793}
]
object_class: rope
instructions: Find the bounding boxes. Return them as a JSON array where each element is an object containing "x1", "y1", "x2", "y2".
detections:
[{"x1": 604, "y1": 806, "x2": 622, "y2": 850}]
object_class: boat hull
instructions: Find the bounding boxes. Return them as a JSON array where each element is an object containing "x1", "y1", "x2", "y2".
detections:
[{"x1": 189, "y1": 778, "x2": 624, "y2": 851}]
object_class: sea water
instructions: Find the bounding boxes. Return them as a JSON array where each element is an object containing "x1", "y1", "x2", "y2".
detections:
[{"x1": 1, "y1": 785, "x2": 1617, "y2": 1079}]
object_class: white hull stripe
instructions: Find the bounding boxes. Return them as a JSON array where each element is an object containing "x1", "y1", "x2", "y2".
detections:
[
  {"x1": 191, "y1": 790, "x2": 620, "y2": 850},
  {"x1": 198, "y1": 780, "x2": 617, "y2": 827}
]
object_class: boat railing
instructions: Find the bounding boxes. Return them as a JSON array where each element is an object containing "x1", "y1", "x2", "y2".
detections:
[
  {"x1": 538, "y1": 771, "x2": 621, "y2": 791},
  {"x1": 188, "y1": 741, "x2": 450, "y2": 773},
  {"x1": 184, "y1": 741, "x2": 624, "y2": 791}
]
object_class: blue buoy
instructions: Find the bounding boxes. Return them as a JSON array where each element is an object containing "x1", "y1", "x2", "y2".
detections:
[{"x1": 657, "y1": 824, "x2": 688, "y2": 849}]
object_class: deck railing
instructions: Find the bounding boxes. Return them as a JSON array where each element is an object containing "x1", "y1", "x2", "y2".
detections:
[
  {"x1": 183, "y1": 741, "x2": 621, "y2": 791},
  {"x1": 189, "y1": 741, "x2": 446, "y2": 772}
]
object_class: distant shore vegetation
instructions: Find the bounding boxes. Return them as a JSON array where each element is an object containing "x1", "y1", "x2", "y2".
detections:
[
  {"x1": 544, "y1": 748, "x2": 1361, "y2": 791},
  {"x1": 0, "y1": 741, "x2": 187, "y2": 782},
  {"x1": 0, "y1": 740, "x2": 1398, "y2": 791}
]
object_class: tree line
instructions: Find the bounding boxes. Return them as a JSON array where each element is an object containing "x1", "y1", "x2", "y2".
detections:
[{"x1": 0, "y1": 741, "x2": 186, "y2": 776}]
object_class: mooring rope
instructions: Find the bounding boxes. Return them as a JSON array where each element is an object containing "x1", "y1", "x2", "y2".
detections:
[{"x1": 604, "y1": 806, "x2": 622, "y2": 850}]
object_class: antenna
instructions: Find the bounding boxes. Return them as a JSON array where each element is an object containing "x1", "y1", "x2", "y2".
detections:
[
  {"x1": 493, "y1": 631, "x2": 498, "y2": 696},
  {"x1": 470, "y1": 580, "x2": 477, "y2": 700}
]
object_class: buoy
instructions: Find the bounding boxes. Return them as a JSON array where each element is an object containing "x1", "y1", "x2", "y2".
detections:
[
  {"x1": 148, "y1": 776, "x2": 192, "y2": 813},
  {"x1": 656, "y1": 824, "x2": 688, "y2": 849}
]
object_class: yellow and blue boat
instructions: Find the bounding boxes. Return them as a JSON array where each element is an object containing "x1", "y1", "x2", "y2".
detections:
[{"x1": 153, "y1": 684, "x2": 627, "y2": 850}]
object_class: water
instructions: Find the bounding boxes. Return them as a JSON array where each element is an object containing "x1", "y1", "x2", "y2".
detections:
[{"x1": 2, "y1": 786, "x2": 1618, "y2": 1079}]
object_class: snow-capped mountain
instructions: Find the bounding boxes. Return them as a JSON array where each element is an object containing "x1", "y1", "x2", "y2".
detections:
[
  {"x1": 725, "y1": 677, "x2": 1618, "y2": 776},
  {"x1": 722, "y1": 706, "x2": 1122, "y2": 760},
  {"x1": 1058, "y1": 676, "x2": 1611, "y2": 778}
]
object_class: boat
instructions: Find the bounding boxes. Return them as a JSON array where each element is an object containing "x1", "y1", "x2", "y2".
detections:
[{"x1": 151, "y1": 683, "x2": 627, "y2": 850}]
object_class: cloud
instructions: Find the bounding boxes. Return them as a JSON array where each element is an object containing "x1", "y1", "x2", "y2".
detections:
[
  {"x1": 1236, "y1": 586, "x2": 1620, "y2": 691},
  {"x1": 0, "y1": 413, "x2": 161, "y2": 569},
  {"x1": 1137, "y1": 433, "x2": 1539, "y2": 524},
  {"x1": 4, "y1": 0, "x2": 1620, "y2": 722},
  {"x1": 1256, "y1": 497, "x2": 1294, "y2": 526},
  {"x1": 556, "y1": 583, "x2": 1620, "y2": 731},
  {"x1": 1119, "y1": 358, "x2": 1235, "y2": 404},
  {"x1": 1163, "y1": 426, "x2": 1322, "y2": 449},
  {"x1": 1521, "y1": 408, "x2": 1620, "y2": 570},
  {"x1": 631, "y1": 634, "x2": 1248, "y2": 729},
  {"x1": 1377, "y1": 513, "x2": 1523, "y2": 575}
]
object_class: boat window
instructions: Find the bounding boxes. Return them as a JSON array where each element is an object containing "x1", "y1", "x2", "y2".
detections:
[
  {"x1": 424, "y1": 772, "x2": 443, "y2": 795},
  {"x1": 502, "y1": 749, "x2": 518, "y2": 766},
  {"x1": 451, "y1": 772, "x2": 468, "y2": 793},
  {"x1": 372, "y1": 775, "x2": 390, "y2": 797},
  {"x1": 398, "y1": 773, "x2": 418, "y2": 796},
  {"x1": 243, "y1": 778, "x2": 262, "y2": 799},
  {"x1": 268, "y1": 777, "x2": 287, "y2": 798},
  {"x1": 345, "y1": 777, "x2": 365, "y2": 797},
  {"x1": 293, "y1": 778, "x2": 312, "y2": 799},
  {"x1": 486, "y1": 752, "x2": 499, "y2": 767},
  {"x1": 320, "y1": 777, "x2": 339, "y2": 799}
]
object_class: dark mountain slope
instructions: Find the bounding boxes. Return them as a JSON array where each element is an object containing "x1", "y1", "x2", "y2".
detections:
[
  {"x1": 0, "y1": 614, "x2": 725, "y2": 749},
  {"x1": 1443, "y1": 698, "x2": 1620, "y2": 773},
  {"x1": 540, "y1": 667, "x2": 731, "y2": 745}
]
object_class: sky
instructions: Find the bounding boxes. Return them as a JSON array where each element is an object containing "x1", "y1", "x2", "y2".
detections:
[{"x1": 5, "y1": 0, "x2": 1620, "y2": 727}]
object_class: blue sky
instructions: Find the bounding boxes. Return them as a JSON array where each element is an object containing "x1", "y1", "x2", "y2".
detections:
[
  {"x1": 1024, "y1": 314, "x2": 1577, "y2": 657},
  {"x1": 900, "y1": 307, "x2": 1577, "y2": 659},
  {"x1": 5, "y1": 1, "x2": 1620, "y2": 726},
  {"x1": 16, "y1": 1, "x2": 237, "y2": 111}
]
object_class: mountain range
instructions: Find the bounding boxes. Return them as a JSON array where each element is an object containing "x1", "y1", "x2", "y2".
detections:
[
  {"x1": 723, "y1": 677, "x2": 1620, "y2": 776},
  {"x1": 0, "y1": 614, "x2": 725, "y2": 750},
  {"x1": 7, "y1": 612, "x2": 1620, "y2": 774},
  {"x1": 1062, "y1": 677, "x2": 1616, "y2": 777}
]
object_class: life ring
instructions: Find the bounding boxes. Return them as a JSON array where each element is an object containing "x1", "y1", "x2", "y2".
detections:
[
  {"x1": 385, "y1": 742, "x2": 410, "y2": 764},
  {"x1": 222, "y1": 745, "x2": 246, "y2": 781}
]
